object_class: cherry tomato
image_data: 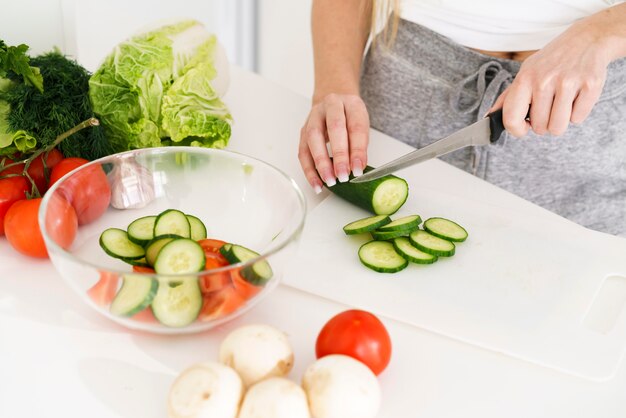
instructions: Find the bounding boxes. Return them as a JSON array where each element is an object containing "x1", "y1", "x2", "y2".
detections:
[
  {"x1": 4, "y1": 195, "x2": 77, "y2": 258},
  {"x1": 0, "y1": 157, "x2": 24, "y2": 176},
  {"x1": 316, "y1": 309, "x2": 392, "y2": 375},
  {"x1": 0, "y1": 176, "x2": 29, "y2": 235},
  {"x1": 26, "y1": 148, "x2": 63, "y2": 194},
  {"x1": 51, "y1": 158, "x2": 111, "y2": 225}
]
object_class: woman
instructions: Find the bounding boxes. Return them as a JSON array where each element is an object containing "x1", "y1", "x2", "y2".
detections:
[{"x1": 298, "y1": 0, "x2": 626, "y2": 235}]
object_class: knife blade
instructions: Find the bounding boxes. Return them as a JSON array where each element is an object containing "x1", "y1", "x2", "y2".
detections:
[{"x1": 350, "y1": 109, "x2": 506, "y2": 183}]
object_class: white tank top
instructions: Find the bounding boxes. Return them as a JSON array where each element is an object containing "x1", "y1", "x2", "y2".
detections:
[{"x1": 399, "y1": 0, "x2": 623, "y2": 51}]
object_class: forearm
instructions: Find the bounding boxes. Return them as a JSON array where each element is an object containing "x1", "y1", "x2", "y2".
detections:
[
  {"x1": 311, "y1": 0, "x2": 372, "y2": 103},
  {"x1": 576, "y1": 2, "x2": 626, "y2": 62}
]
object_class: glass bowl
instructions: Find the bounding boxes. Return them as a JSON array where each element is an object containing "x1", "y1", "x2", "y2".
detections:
[{"x1": 39, "y1": 147, "x2": 306, "y2": 334}]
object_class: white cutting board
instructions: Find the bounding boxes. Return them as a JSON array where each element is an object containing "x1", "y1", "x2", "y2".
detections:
[{"x1": 284, "y1": 180, "x2": 626, "y2": 381}]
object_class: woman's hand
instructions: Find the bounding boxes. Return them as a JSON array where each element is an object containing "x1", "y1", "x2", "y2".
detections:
[
  {"x1": 492, "y1": 5, "x2": 626, "y2": 137},
  {"x1": 298, "y1": 93, "x2": 370, "y2": 193}
]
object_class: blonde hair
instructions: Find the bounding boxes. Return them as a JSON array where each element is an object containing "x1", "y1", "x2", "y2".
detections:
[{"x1": 370, "y1": 0, "x2": 400, "y2": 46}]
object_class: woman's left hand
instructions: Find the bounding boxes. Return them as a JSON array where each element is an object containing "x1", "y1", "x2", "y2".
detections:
[{"x1": 491, "y1": 5, "x2": 626, "y2": 137}]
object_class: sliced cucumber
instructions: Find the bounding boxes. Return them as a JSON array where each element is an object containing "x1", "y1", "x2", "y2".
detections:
[
  {"x1": 327, "y1": 166, "x2": 409, "y2": 215},
  {"x1": 151, "y1": 277, "x2": 202, "y2": 327},
  {"x1": 221, "y1": 244, "x2": 273, "y2": 285},
  {"x1": 99, "y1": 228, "x2": 146, "y2": 260},
  {"x1": 358, "y1": 240, "x2": 408, "y2": 273},
  {"x1": 154, "y1": 238, "x2": 206, "y2": 274},
  {"x1": 145, "y1": 235, "x2": 178, "y2": 267},
  {"x1": 154, "y1": 209, "x2": 191, "y2": 238},
  {"x1": 110, "y1": 274, "x2": 158, "y2": 317},
  {"x1": 123, "y1": 257, "x2": 151, "y2": 268},
  {"x1": 377, "y1": 215, "x2": 422, "y2": 233},
  {"x1": 423, "y1": 217, "x2": 468, "y2": 242},
  {"x1": 370, "y1": 228, "x2": 411, "y2": 241},
  {"x1": 187, "y1": 215, "x2": 208, "y2": 241},
  {"x1": 343, "y1": 215, "x2": 391, "y2": 235},
  {"x1": 392, "y1": 237, "x2": 438, "y2": 264},
  {"x1": 409, "y1": 229, "x2": 455, "y2": 257},
  {"x1": 127, "y1": 216, "x2": 157, "y2": 246}
]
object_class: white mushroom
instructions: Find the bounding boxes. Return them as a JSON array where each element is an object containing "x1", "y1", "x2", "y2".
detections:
[
  {"x1": 219, "y1": 324, "x2": 294, "y2": 387},
  {"x1": 238, "y1": 377, "x2": 310, "y2": 418},
  {"x1": 302, "y1": 355, "x2": 381, "y2": 418},
  {"x1": 168, "y1": 362, "x2": 243, "y2": 418}
]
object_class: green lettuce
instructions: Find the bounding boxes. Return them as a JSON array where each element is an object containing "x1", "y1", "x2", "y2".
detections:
[{"x1": 89, "y1": 20, "x2": 231, "y2": 153}]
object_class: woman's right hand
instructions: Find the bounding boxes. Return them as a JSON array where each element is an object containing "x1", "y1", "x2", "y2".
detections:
[{"x1": 298, "y1": 93, "x2": 370, "y2": 193}]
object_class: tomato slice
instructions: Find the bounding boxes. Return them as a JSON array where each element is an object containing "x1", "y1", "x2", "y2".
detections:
[
  {"x1": 87, "y1": 271, "x2": 120, "y2": 307},
  {"x1": 130, "y1": 306, "x2": 157, "y2": 323},
  {"x1": 132, "y1": 265, "x2": 156, "y2": 274},
  {"x1": 200, "y1": 253, "x2": 231, "y2": 293},
  {"x1": 198, "y1": 286, "x2": 245, "y2": 322},
  {"x1": 231, "y1": 268, "x2": 262, "y2": 300},
  {"x1": 198, "y1": 238, "x2": 227, "y2": 255}
]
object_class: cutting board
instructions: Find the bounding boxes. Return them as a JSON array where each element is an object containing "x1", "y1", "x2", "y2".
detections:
[{"x1": 284, "y1": 181, "x2": 626, "y2": 381}]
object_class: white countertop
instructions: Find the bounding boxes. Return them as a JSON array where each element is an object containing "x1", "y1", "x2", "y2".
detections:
[{"x1": 1, "y1": 67, "x2": 625, "y2": 418}]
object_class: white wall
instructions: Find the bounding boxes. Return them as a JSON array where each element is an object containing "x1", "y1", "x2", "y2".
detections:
[{"x1": 257, "y1": 0, "x2": 314, "y2": 99}]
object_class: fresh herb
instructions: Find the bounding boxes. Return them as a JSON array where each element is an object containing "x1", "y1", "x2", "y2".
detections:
[
  {"x1": 4, "y1": 51, "x2": 113, "y2": 160},
  {"x1": 0, "y1": 40, "x2": 43, "y2": 93}
]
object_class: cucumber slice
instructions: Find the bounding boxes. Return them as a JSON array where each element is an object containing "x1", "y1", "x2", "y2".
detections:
[
  {"x1": 152, "y1": 277, "x2": 202, "y2": 327},
  {"x1": 409, "y1": 229, "x2": 455, "y2": 257},
  {"x1": 127, "y1": 216, "x2": 156, "y2": 246},
  {"x1": 110, "y1": 274, "x2": 158, "y2": 317},
  {"x1": 154, "y1": 209, "x2": 191, "y2": 238},
  {"x1": 358, "y1": 240, "x2": 408, "y2": 273},
  {"x1": 343, "y1": 215, "x2": 391, "y2": 235},
  {"x1": 392, "y1": 237, "x2": 438, "y2": 264},
  {"x1": 221, "y1": 244, "x2": 273, "y2": 285},
  {"x1": 370, "y1": 228, "x2": 411, "y2": 241},
  {"x1": 154, "y1": 238, "x2": 206, "y2": 274},
  {"x1": 145, "y1": 235, "x2": 178, "y2": 267},
  {"x1": 99, "y1": 228, "x2": 146, "y2": 260},
  {"x1": 187, "y1": 215, "x2": 208, "y2": 241},
  {"x1": 327, "y1": 166, "x2": 408, "y2": 215},
  {"x1": 377, "y1": 215, "x2": 422, "y2": 233},
  {"x1": 423, "y1": 217, "x2": 468, "y2": 242},
  {"x1": 123, "y1": 257, "x2": 151, "y2": 268}
]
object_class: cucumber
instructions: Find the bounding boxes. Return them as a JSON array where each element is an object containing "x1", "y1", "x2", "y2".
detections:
[
  {"x1": 392, "y1": 237, "x2": 438, "y2": 264},
  {"x1": 154, "y1": 209, "x2": 191, "y2": 238},
  {"x1": 358, "y1": 240, "x2": 408, "y2": 273},
  {"x1": 221, "y1": 244, "x2": 273, "y2": 285},
  {"x1": 154, "y1": 238, "x2": 206, "y2": 274},
  {"x1": 123, "y1": 257, "x2": 151, "y2": 268},
  {"x1": 327, "y1": 166, "x2": 408, "y2": 215},
  {"x1": 99, "y1": 228, "x2": 146, "y2": 260},
  {"x1": 423, "y1": 217, "x2": 468, "y2": 242},
  {"x1": 409, "y1": 229, "x2": 455, "y2": 257},
  {"x1": 151, "y1": 277, "x2": 202, "y2": 327},
  {"x1": 187, "y1": 215, "x2": 208, "y2": 241},
  {"x1": 110, "y1": 274, "x2": 158, "y2": 317},
  {"x1": 370, "y1": 228, "x2": 411, "y2": 241},
  {"x1": 145, "y1": 235, "x2": 178, "y2": 267},
  {"x1": 343, "y1": 215, "x2": 391, "y2": 235},
  {"x1": 377, "y1": 215, "x2": 421, "y2": 233},
  {"x1": 127, "y1": 216, "x2": 156, "y2": 246}
]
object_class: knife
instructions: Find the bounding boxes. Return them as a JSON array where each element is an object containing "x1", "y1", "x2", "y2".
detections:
[{"x1": 350, "y1": 108, "x2": 507, "y2": 183}]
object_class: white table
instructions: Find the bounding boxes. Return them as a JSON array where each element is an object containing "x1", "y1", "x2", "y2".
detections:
[{"x1": 1, "y1": 67, "x2": 625, "y2": 418}]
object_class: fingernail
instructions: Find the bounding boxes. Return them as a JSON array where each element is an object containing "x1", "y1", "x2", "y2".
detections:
[
  {"x1": 314, "y1": 185, "x2": 323, "y2": 194},
  {"x1": 325, "y1": 177, "x2": 336, "y2": 187},
  {"x1": 338, "y1": 172, "x2": 349, "y2": 183},
  {"x1": 352, "y1": 159, "x2": 363, "y2": 176}
]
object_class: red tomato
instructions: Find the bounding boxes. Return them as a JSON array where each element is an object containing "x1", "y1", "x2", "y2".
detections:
[
  {"x1": 198, "y1": 238, "x2": 227, "y2": 256},
  {"x1": 87, "y1": 271, "x2": 120, "y2": 307},
  {"x1": 26, "y1": 148, "x2": 63, "y2": 194},
  {"x1": 52, "y1": 158, "x2": 111, "y2": 225},
  {"x1": 316, "y1": 309, "x2": 392, "y2": 375},
  {"x1": 0, "y1": 176, "x2": 29, "y2": 235},
  {"x1": 132, "y1": 265, "x2": 156, "y2": 274},
  {"x1": 131, "y1": 307, "x2": 157, "y2": 323},
  {"x1": 4, "y1": 196, "x2": 77, "y2": 258},
  {"x1": 198, "y1": 286, "x2": 245, "y2": 322},
  {"x1": 231, "y1": 269, "x2": 262, "y2": 300},
  {"x1": 200, "y1": 253, "x2": 231, "y2": 293},
  {"x1": 0, "y1": 158, "x2": 24, "y2": 176}
]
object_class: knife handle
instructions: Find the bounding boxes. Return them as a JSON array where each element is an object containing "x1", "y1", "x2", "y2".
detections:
[{"x1": 488, "y1": 108, "x2": 531, "y2": 143}]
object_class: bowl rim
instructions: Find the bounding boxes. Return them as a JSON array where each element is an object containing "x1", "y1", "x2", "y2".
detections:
[{"x1": 39, "y1": 146, "x2": 307, "y2": 278}]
